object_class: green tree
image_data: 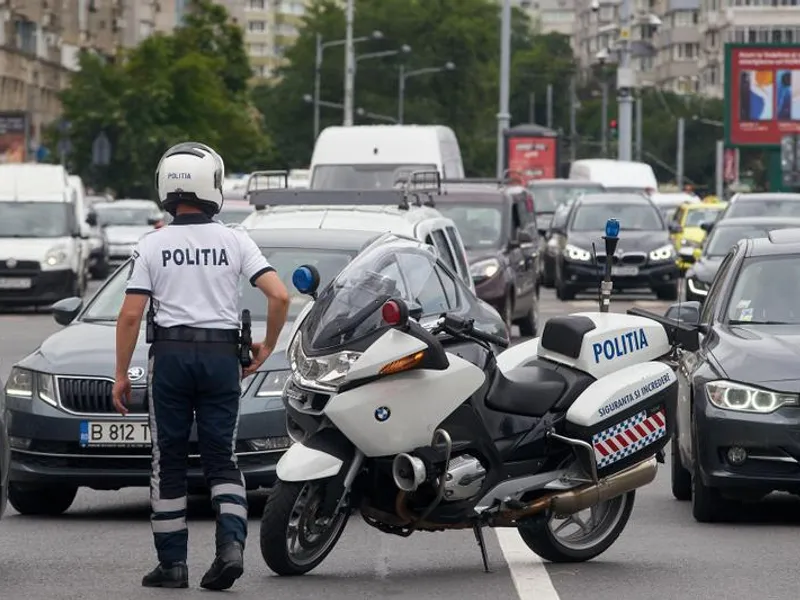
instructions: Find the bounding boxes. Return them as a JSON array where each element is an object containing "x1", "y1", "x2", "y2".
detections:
[
  {"x1": 252, "y1": 0, "x2": 576, "y2": 175},
  {"x1": 47, "y1": 0, "x2": 273, "y2": 198}
]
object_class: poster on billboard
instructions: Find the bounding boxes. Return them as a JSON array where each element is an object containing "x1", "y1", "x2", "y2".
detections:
[
  {"x1": 506, "y1": 135, "x2": 558, "y2": 184},
  {"x1": 0, "y1": 111, "x2": 27, "y2": 163},
  {"x1": 725, "y1": 44, "x2": 800, "y2": 147}
]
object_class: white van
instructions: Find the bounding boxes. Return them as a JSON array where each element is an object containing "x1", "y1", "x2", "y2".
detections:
[
  {"x1": 0, "y1": 164, "x2": 89, "y2": 306},
  {"x1": 569, "y1": 159, "x2": 658, "y2": 193},
  {"x1": 309, "y1": 125, "x2": 465, "y2": 189}
]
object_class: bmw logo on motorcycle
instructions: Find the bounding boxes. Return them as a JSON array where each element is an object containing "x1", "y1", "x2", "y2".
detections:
[{"x1": 374, "y1": 406, "x2": 391, "y2": 422}]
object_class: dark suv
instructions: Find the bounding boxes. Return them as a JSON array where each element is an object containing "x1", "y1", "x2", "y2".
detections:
[
  {"x1": 436, "y1": 180, "x2": 542, "y2": 336},
  {"x1": 553, "y1": 192, "x2": 681, "y2": 300}
]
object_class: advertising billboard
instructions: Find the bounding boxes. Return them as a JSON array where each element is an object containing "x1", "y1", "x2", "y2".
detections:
[
  {"x1": 506, "y1": 135, "x2": 558, "y2": 183},
  {"x1": 725, "y1": 44, "x2": 800, "y2": 147},
  {"x1": 0, "y1": 111, "x2": 27, "y2": 163}
]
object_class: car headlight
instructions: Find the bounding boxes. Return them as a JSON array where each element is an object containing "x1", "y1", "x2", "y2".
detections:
[
  {"x1": 4, "y1": 367, "x2": 57, "y2": 406},
  {"x1": 564, "y1": 244, "x2": 591, "y2": 261},
  {"x1": 44, "y1": 246, "x2": 69, "y2": 267},
  {"x1": 288, "y1": 333, "x2": 361, "y2": 390},
  {"x1": 705, "y1": 380, "x2": 799, "y2": 413},
  {"x1": 649, "y1": 244, "x2": 675, "y2": 261},
  {"x1": 686, "y1": 277, "x2": 709, "y2": 296},
  {"x1": 470, "y1": 258, "x2": 501, "y2": 281},
  {"x1": 254, "y1": 370, "x2": 291, "y2": 397}
]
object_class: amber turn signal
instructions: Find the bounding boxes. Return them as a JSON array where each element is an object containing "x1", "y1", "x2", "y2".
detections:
[{"x1": 379, "y1": 351, "x2": 425, "y2": 375}]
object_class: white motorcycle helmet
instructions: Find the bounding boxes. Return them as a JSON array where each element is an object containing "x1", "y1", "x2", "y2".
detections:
[{"x1": 154, "y1": 142, "x2": 225, "y2": 216}]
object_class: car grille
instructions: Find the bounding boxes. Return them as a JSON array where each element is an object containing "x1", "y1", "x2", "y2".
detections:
[
  {"x1": 594, "y1": 253, "x2": 648, "y2": 266},
  {"x1": 58, "y1": 377, "x2": 148, "y2": 414},
  {"x1": 0, "y1": 260, "x2": 40, "y2": 276}
]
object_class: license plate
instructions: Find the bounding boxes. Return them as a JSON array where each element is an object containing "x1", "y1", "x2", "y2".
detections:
[
  {"x1": 80, "y1": 421, "x2": 151, "y2": 447},
  {"x1": 611, "y1": 266, "x2": 639, "y2": 276},
  {"x1": 0, "y1": 277, "x2": 31, "y2": 289}
]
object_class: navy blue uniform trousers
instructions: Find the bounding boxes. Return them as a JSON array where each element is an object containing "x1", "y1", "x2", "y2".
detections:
[{"x1": 147, "y1": 341, "x2": 247, "y2": 565}]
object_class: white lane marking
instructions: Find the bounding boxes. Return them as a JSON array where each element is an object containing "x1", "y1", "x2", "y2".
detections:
[
  {"x1": 567, "y1": 301, "x2": 596, "y2": 308},
  {"x1": 495, "y1": 528, "x2": 561, "y2": 600}
]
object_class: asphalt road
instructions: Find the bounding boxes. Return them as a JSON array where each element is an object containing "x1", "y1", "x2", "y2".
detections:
[{"x1": 3, "y1": 285, "x2": 798, "y2": 600}]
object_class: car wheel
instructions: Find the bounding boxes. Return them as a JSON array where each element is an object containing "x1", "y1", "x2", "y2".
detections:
[
  {"x1": 556, "y1": 278, "x2": 576, "y2": 301},
  {"x1": 690, "y1": 419, "x2": 730, "y2": 523},
  {"x1": 670, "y1": 436, "x2": 691, "y2": 501},
  {"x1": 542, "y1": 259, "x2": 555, "y2": 288},
  {"x1": 91, "y1": 260, "x2": 110, "y2": 280},
  {"x1": 655, "y1": 283, "x2": 679, "y2": 301},
  {"x1": 8, "y1": 483, "x2": 78, "y2": 516}
]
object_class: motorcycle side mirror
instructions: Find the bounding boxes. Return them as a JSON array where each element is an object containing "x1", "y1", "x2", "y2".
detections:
[
  {"x1": 406, "y1": 301, "x2": 424, "y2": 321},
  {"x1": 292, "y1": 264, "x2": 320, "y2": 300},
  {"x1": 665, "y1": 301, "x2": 701, "y2": 325}
]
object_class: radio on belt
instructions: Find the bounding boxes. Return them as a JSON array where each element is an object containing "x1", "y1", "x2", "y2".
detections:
[{"x1": 239, "y1": 309, "x2": 252, "y2": 368}]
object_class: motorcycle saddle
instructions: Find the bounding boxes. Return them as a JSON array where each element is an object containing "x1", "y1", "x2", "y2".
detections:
[{"x1": 485, "y1": 360, "x2": 594, "y2": 418}]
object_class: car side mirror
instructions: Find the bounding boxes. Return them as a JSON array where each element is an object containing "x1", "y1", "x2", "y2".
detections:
[
  {"x1": 665, "y1": 301, "x2": 701, "y2": 325},
  {"x1": 52, "y1": 297, "x2": 83, "y2": 326},
  {"x1": 668, "y1": 222, "x2": 683, "y2": 234},
  {"x1": 678, "y1": 247, "x2": 696, "y2": 263},
  {"x1": 146, "y1": 217, "x2": 160, "y2": 226},
  {"x1": 86, "y1": 212, "x2": 98, "y2": 227},
  {"x1": 700, "y1": 221, "x2": 714, "y2": 233}
]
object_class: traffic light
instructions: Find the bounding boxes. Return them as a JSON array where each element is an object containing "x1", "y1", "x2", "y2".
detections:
[{"x1": 610, "y1": 119, "x2": 618, "y2": 140}]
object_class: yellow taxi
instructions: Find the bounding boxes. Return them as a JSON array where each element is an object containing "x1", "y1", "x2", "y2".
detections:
[{"x1": 670, "y1": 201, "x2": 727, "y2": 271}]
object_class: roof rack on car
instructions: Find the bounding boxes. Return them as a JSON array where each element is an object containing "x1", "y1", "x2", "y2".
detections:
[
  {"x1": 441, "y1": 172, "x2": 524, "y2": 188},
  {"x1": 247, "y1": 169, "x2": 441, "y2": 211}
]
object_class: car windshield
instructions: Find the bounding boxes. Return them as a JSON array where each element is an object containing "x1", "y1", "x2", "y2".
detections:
[
  {"x1": 529, "y1": 185, "x2": 603, "y2": 213},
  {"x1": 81, "y1": 247, "x2": 358, "y2": 322},
  {"x1": 727, "y1": 255, "x2": 800, "y2": 324},
  {"x1": 310, "y1": 164, "x2": 437, "y2": 190},
  {"x1": 727, "y1": 199, "x2": 800, "y2": 218},
  {"x1": 217, "y1": 206, "x2": 252, "y2": 224},
  {"x1": 436, "y1": 204, "x2": 504, "y2": 249},
  {"x1": 685, "y1": 207, "x2": 723, "y2": 227},
  {"x1": 570, "y1": 202, "x2": 663, "y2": 231},
  {"x1": 704, "y1": 223, "x2": 800, "y2": 257},
  {"x1": 95, "y1": 204, "x2": 159, "y2": 226},
  {"x1": 302, "y1": 233, "x2": 449, "y2": 351},
  {"x1": 0, "y1": 202, "x2": 73, "y2": 238}
]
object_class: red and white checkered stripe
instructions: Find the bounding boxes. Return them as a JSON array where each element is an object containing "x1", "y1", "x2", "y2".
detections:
[{"x1": 593, "y1": 410, "x2": 666, "y2": 459}]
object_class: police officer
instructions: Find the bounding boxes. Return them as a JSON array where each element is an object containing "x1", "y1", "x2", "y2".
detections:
[{"x1": 112, "y1": 142, "x2": 290, "y2": 590}]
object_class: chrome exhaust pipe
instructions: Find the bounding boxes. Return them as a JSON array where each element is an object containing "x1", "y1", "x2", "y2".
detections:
[
  {"x1": 549, "y1": 456, "x2": 658, "y2": 515},
  {"x1": 392, "y1": 453, "x2": 427, "y2": 492}
]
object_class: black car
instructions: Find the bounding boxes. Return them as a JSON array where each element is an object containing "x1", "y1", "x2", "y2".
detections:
[
  {"x1": 669, "y1": 227, "x2": 800, "y2": 522},
  {"x1": 707, "y1": 193, "x2": 800, "y2": 232},
  {"x1": 2, "y1": 228, "x2": 385, "y2": 515},
  {"x1": 0, "y1": 378, "x2": 8, "y2": 520},
  {"x1": 681, "y1": 217, "x2": 800, "y2": 302},
  {"x1": 436, "y1": 181, "x2": 542, "y2": 335},
  {"x1": 553, "y1": 193, "x2": 681, "y2": 300}
]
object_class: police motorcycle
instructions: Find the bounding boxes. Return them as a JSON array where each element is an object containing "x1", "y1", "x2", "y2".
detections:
[{"x1": 259, "y1": 218, "x2": 698, "y2": 576}]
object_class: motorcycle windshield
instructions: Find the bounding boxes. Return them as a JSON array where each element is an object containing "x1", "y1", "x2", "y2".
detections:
[{"x1": 303, "y1": 232, "x2": 439, "y2": 352}]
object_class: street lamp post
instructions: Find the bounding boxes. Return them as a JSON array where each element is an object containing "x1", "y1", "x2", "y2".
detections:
[
  {"x1": 355, "y1": 45, "x2": 411, "y2": 107},
  {"x1": 497, "y1": 0, "x2": 511, "y2": 179},
  {"x1": 303, "y1": 94, "x2": 394, "y2": 123},
  {"x1": 397, "y1": 62, "x2": 455, "y2": 124},
  {"x1": 314, "y1": 30, "x2": 383, "y2": 139}
]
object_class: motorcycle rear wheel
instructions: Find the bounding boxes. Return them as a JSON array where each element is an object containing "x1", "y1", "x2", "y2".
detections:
[
  {"x1": 516, "y1": 491, "x2": 635, "y2": 562},
  {"x1": 260, "y1": 480, "x2": 350, "y2": 576}
]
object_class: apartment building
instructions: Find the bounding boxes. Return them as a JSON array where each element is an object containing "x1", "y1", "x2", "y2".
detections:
[
  {"x1": 514, "y1": 0, "x2": 578, "y2": 43},
  {"x1": 244, "y1": 0, "x2": 308, "y2": 79},
  {"x1": 698, "y1": 0, "x2": 800, "y2": 98},
  {"x1": 573, "y1": 0, "x2": 700, "y2": 92}
]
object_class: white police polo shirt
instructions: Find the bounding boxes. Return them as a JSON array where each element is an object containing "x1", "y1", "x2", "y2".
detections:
[{"x1": 125, "y1": 213, "x2": 274, "y2": 329}]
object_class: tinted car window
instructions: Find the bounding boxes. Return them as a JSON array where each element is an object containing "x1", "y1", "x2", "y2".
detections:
[
  {"x1": 705, "y1": 226, "x2": 771, "y2": 257},
  {"x1": 726, "y1": 199, "x2": 800, "y2": 218},
  {"x1": 699, "y1": 250, "x2": 736, "y2": 323},
  {"x1": 437, "y1": 205, "x2": 504, "y2": 249},
  {"x1": 571, "y1": 203, "x2": 663, "y2": 231},
  {"x1": 725, "y1": 255, "x2": 800, "y2": 324},
  {"x1": 431, "y1": 229, "x2": 456, "y2": 272},
  {"x1": 445, "y1": 226, "x2": 470, "y2": 278},
  {"x1": 529, "y1": 184, "x2": 603, "y2": 212}
]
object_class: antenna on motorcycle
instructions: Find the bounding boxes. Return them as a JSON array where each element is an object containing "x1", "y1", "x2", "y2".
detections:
[
  {"x1": 599, "y1": 219, "x2": 620, "y2": 313},
  {"x1": 591, "y1": 242, "x2": 601, "y2": 311}
]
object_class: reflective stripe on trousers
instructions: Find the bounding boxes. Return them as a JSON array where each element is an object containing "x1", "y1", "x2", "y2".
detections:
[{"x1": 148, "y1": 343, "x2": 246, "y2": 565}]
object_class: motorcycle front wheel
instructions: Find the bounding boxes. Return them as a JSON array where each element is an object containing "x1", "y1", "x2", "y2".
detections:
[
  {"x1": 516, "y1": 491, "x2": 635, "y2": 562},
  {"x1": 260, "y1": 480, "x2": 350, "y2": 576}
]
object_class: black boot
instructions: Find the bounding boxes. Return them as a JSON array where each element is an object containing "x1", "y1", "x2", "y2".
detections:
[
  {"x1": 141, "y1": 562, "x2": 189, "y2": 588},
  {"x1": 200, "y1": 542, "x2": 244, "y2": 591}
]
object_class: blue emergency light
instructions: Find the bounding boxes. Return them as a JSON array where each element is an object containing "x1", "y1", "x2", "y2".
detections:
[
  {"x1": 292, "y1": 266, "x2": 316, "y2": 294},
  {"x1": 605, "y1": 218, "x2": 620, "y2": 239}
]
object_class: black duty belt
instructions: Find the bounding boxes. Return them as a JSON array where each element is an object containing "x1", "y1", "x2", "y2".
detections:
[{"x1": 153, "y1": 326, "x2": 240, "y2": 344}]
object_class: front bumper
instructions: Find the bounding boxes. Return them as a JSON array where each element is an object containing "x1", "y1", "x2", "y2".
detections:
[
  {"x1": 561, "y1": 260, "x2": 679, "y2": 290},
  {"x1": 0, "y1": 417, "x2": 8, "y2": 519},
  {"x1": 108, "y1": 244, "x2": 135, "y2": 266},
  {"x1": 6, "y1": 394, "x2": 289, "y2": 490},
  {"x1": 0, "y1": 268, "x2": 76, "y2": 305},
  {"x1": 695, "y1": 398, "x2": 800, "y2": 493}
]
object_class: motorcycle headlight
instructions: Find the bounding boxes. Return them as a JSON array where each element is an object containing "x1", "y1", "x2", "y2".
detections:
[
  {"x1": 470, "y1": 258, "x2": 501, "y2": 281},
  {"x1": 564, "y1": 244, "x2": 591, "y2": 261},
  {"x1": 288, "y1": 333, "x2": 361, "y2": 390},
  {"x1": 680, "y1": 238, "x2": 702, "y2": 249},
  {"x1": 4, "y1": 368, "x2": 57, "y2": 406},
  {"x1": 649, "y1": 244, "x2": 675, "y2": 261},
  {"x1": 254, "y1": 370, "x2": 291, "y2": 397},
  {"x1": 705, "y1": 380, "x2": 799, "y2": 413},
  {"x1": 686, "y1": 277, "x2": 709, "y2": 296},
  {"x1": 44, "y1": 246, "x2": 69, "y2": 267}
]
